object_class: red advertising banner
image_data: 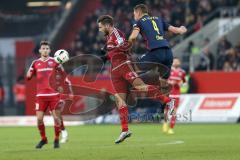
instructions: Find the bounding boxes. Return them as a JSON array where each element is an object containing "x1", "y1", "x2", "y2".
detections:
[
  {"x1": 199, "y1": 97, "x2": 237, "y2": 110},
  {"x1": 191, "y1": 71, "x2": 240, "y2": 93}
]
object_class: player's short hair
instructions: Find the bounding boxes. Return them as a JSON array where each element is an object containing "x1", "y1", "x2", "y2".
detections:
[
  {"x1": 134, "y1": 4, "x2": 148, "y2": 14},
  {"x1": 97, "y1": 15, "x2": 114, "y2": 26},
  {"x1": 173, "y1": 57, "x2": 180, "y2": 60},
  {"x1": 40, "y1": 40, "x2": 50, "y2": 47},
  {"x1": 173, "y1": 57, "x2": 181, "y2": 62}
]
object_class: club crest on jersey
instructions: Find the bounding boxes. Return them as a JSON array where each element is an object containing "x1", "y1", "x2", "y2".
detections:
[{"x1": 48, "y1": 61, "x2": 54, "y2": 66}]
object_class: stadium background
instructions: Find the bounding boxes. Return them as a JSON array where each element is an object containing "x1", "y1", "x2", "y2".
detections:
[{"x1": 0, "y1": 1, "x2": 240, "y2": 159}]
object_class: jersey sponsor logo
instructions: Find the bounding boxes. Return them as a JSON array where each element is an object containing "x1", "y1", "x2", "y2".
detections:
[
  {"x1": 37, "y1": 68, "x2": 53, "y2": 72},
  {"x1": 48, "y1": 61, "x2": 54, "y2": 66},
  {"x1": 199, "y1": 97, "x2": 237, "y2": 110}
]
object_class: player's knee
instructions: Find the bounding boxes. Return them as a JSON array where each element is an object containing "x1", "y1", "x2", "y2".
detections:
[
  {"x1": 37, "y1": 118, "x2": 44, "y2": 125},
  {"x1": 53, "y1": 117, "x2": 61, "y2": 125},
  {"x1": 115, "y1": 97, "x2": 126, "y2": 108}
]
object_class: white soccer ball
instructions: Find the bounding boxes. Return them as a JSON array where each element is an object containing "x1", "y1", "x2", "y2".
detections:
[{"x1": 54, "y1": 49, "x2": 69, "y2": 64}]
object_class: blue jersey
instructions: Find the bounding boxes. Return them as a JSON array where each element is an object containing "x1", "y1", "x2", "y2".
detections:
[{"x1": 133, "y1": 14, "x2": 170, "y2": 50}]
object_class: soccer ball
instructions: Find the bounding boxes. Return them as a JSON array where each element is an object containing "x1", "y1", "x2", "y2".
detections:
[{"x1": 54, "y1": 49, "x2": 69, "y2": 64}]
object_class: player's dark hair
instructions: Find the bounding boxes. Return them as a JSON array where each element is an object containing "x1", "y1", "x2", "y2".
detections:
[
  {"x1": 97, "y1": 15, "x2": 114, "y2": 26},
  {"x1": 40, "y1": 40, "x2": 50, "y2": 47},
  {"x1": 134, "y1": 4, "x2": 148, "y2": 14}
]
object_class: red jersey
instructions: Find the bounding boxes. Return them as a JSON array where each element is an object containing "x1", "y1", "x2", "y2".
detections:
[
  {"x1": 168, "y1": 67, "x2": 186, "y2": 97},
  {"x1": 28, "y1": 57, "x2": 63, "y2": 97},
  {"x1": 106, "y1": 28, "x2": 129, "y2": 68}
]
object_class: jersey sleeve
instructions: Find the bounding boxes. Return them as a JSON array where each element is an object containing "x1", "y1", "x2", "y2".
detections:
[
  {"x1": 132, "y1": 20, "x2": 141, "y2": 31},
  {"x1": 181, "y1": 71, "x2": 186, "y2": 83},
  {"x1": 162, "y1": 18, "x2": 170, "y2": 31}
]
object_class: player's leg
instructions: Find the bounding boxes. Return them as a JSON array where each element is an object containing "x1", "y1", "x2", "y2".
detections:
[
  {"x1": 110, "y1": 72, "x2": 132, "y2": 144},
  {"x1": 58, "y1": 100, "x2": 68, "y2": 143},
  {"x1": 60, "y1": 114, "x2": 68, "y2": 143},
  {"x1": 49, "y1": 99, "x2": 62, "y2": 148},
  {"x1": 114, "y1": 93, "x2": 132, "y2": 144},
  {"x1": 168, "y1": 97, "x2": 179, "y2": 134},
  {"x1": 35, "y1": 98, "x2": 48, "y2": 149},
  {"x1": 162, "y1": 105, "x2": 169, "y2": 133},
  {"x1": 123, "y1": 63, "x2": 170, "y2": 104}
]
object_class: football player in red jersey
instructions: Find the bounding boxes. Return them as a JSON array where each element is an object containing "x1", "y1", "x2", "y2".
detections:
[
  {"x1": 163, "y1": 58, "x2": 186, "y2": 134},
  {"x1": 97, "y1": 15, "x2": 172, "y2": 144},
  {"x1": 27, "y1": 41, "x2": 65, "y2": 148}
]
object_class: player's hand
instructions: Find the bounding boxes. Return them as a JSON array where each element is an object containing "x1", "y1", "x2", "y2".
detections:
[
  {"x1": 26, "y1": 72, "x2": 32, "y2": 80},
  {"x1": 179, "y1": 26, "x2": 187, "y2": 34}
]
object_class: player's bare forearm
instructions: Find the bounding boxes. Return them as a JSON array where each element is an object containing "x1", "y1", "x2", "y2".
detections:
[
  {"x1": 168, "y1": 26, "x2": 187, "y2": 35},
  {"x1": 128, "y1": 27, "x2": 140, "y2": 44}
]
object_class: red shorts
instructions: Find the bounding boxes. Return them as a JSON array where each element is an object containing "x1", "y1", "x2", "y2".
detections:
[
  {"x1": 111, "y1": 60, "x2": 138, "y2": 94},
  {"x1": 35, "y1": 95, "x2": 60, "y2": 112}
]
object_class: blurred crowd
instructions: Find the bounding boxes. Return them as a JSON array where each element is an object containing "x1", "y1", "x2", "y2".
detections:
[
  {"x1": 194, "y1": 37, "x2": 240, "y2": 71},
  {"x1": 68, "y1": 0, "x2": 239, "y2": 59}
]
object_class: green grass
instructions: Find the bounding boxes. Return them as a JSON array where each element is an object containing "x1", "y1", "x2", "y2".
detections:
[{"x1": 0, "y1": 124, "x2": 240, "y2": 160}]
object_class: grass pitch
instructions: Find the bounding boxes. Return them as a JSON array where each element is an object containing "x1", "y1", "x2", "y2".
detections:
[{"x1": 0, "y1": 124, "x2": 239, "y2": 160}]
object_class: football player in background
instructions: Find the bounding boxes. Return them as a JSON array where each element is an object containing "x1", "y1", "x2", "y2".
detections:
[
  {"x1": 26, "y1": 41, "x2": 68, "y2": 148},
  {"x1": 163, "y1": 57, "x2": 186, "y2": 134}
]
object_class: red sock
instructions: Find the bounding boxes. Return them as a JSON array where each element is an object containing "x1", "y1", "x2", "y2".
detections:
[
  {"x1": 60, "y1": 118, "x2": 65, "y2": 130},
  {"x1": 38, "y1": 123, "x2": 47, "y2": 140},
  {"x1": 118, "y1": 106, "x2": 129, "y2": 132},
  {"x1": 146, "y1": 85, "x2": 170, "y2": 104},
  {"x1": 54, "y1": 125, "x2": 61, "y2": 140},
  {"x1": 170, "y1": 115, "x2": 176, "y2": 129}
]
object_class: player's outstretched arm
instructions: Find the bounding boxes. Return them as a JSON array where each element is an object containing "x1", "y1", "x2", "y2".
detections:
[{"x1": 168, "y1": 26, "x2": 187, "y2": 35}]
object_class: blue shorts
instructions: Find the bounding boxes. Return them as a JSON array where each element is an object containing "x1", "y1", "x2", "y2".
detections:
[{"x1": 137, "y1": 47, "x2": 173, "y2": 79}]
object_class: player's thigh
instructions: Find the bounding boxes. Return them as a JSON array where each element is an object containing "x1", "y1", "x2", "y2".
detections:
[
  {"x1": 137, "y1": 52, "x2": 158, "y2": 72},
  {"x1": 111, "y1": 70, "x2": 128, "y2": 95},
  {"x1": 114, "y1": 93, "x2": 127, "y2": 108},
  {"x1": 156, "y1": 48, "x2": 173, "y2": 79}
]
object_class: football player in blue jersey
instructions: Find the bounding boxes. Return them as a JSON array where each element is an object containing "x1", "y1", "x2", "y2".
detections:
[
  {"x1": 129, "y1": 3, "x2": 187, "y2": 78},
  {"x1": 128, "y1": 4, "x2": 187, "y2": 129}
]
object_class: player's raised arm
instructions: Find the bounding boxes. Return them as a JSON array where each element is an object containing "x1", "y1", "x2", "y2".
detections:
[{"x1": 168, "y1": 25, "x2": 187, "y2": 35}]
